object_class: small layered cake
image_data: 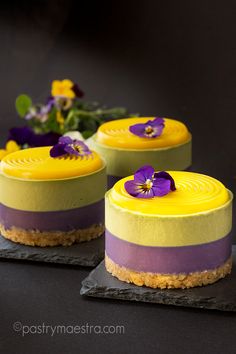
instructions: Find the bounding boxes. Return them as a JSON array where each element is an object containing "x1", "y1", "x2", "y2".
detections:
[
  {"x1": 105, "y1": 166, "x2": 233, "y2": 288},
  {"x1": 88, "y1": 117, "x2": 192, "y2": 188},
  {"x1": 0, "y1": 138, "x2": 106, "y2": 247}
]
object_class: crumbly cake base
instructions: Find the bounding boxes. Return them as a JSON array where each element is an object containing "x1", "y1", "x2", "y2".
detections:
[
  {"x1": 105, "y1": 254, "x2": 232, "y2": 289},
  {"x1": 0, "y1": 224, "x2": 104, "y2": 247}
]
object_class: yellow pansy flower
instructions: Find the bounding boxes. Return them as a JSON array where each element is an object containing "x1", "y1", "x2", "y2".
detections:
[
  {"x1": 0, "y1": 140, "x2": 20, "y2": 160},
  {"x1": 51, "y1": 79, "x2": 75, "y2": 99}
]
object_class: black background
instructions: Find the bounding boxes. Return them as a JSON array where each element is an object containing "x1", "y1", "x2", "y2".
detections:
[{"x1": 1, "y1": 1, "x2": 236, "y2": 353}]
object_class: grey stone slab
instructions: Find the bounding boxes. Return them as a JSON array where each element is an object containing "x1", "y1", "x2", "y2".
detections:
[
  {"x1": 0, "y1": 234, "x2": 104, "y2": 267},
  {"x1": 80, "y1": 246, "x2": 236, "y2": 311}
]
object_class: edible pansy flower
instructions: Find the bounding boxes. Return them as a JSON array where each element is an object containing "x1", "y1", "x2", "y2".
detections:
[
  {"x1": 8, "y1": 126, "x2": 61, "y2": 147},
  {"x1": 0, "y1": 140, "x2": 20, "y2": 160},
  {"x1": 51, "y1": 79, "x2": 76, "y2": 99},
  {"x1": 72, "y1": 83, "x2": 84, "y2": 98},
  {"x1": 129, "y1": 117, "x2": 165, "y2": 138},
  {"x1": 8, "y1": 126, "x2": 33, "y2": 146},
  {"x1": 124, "y1": 165, "x2": 175, "y2": 198},
  {"x1": 25, "y1": 105, "x2": 50, "y2": 122},
  {"x1": 50, "y1": 136, "x2": 91, "y2": 158},
  {"x1": 46, "y1": 96, "x2": 55, "y2": 110}
]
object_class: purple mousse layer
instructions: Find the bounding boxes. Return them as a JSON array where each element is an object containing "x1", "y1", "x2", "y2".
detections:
[
  {"x1": 105, "y1": 230, "x2": 232, "y2": 274},
  {"x1": 0, "y1": 200, "x2": 104, "y2": 232}
]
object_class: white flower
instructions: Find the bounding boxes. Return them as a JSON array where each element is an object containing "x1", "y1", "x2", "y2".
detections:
[{"x1": 63, "y1": 131, "x2": 84, "y2": 141}]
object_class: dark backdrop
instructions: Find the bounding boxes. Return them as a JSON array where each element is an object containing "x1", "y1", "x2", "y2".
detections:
[
  {"x1": 0, "y1": 0, "x2": 236, "y2": 184},
  {"x1": 1, "y1": 0, "x2": 236, "y2": 235},
  {"x1": 1, "y1": 0, "x2": 236, "y2": 187},
  {"x1": 1, "y1": 2, "x2": 236, "y2": 354}
]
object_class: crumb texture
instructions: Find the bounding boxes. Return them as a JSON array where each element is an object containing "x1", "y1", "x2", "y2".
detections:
[
  {"x1": 0, "y1": 224, "x2": 104, "y2": 247},
  {"x1": 105, "y1": 254, "x2": 232, "y2": 289}
]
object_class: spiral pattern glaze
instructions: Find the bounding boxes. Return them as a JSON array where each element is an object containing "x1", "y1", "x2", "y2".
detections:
[
  {"x1": 109, "y1": 171, "x2": 230, "y2": 215},
  {"x1": 1, "y1": 147, "x2": 104, "y2": 180},
  {"x1": 96, "y1": 117, "x2": 191, "y2": 149}
]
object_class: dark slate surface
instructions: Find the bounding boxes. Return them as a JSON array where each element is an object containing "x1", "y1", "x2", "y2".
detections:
[
  {"x1": 80, "y1": 246, "x2": 236, "y2": 312},
  {"x1": 0, "y1": 234, "x2": 104, "y2": 267}
]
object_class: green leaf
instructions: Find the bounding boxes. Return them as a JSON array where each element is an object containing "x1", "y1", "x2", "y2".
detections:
[
  {"x1": 15, "y1": 95, "x2": 32, "y2": 117},
  {"x1": 82, "y1": 130, "x2": 94, "y2": 139},
  {"x1": 82, "y1": 117, "x2": 98, "y2": 131}
]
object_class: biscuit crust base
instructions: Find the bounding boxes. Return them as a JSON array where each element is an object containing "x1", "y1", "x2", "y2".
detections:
[
  {"x1": 0, "y1": 224, "x2": 104, "y2": 247},
  {"x1": 105, "y1": 253, "x2": 232, "y2": 289}
]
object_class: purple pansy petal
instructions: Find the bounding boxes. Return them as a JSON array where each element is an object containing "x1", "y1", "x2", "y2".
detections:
[
  {"x1": 7, "y1": 126, "x2": 33, "y2": 145},
  {"x1": 154, "y1": 171, "x2": 176, "y2": 191},
  {"x1": 72, "y1": 83, "x2": 84, "y2": 98},
  {"x1": 46, "y1": 96, "x2": 55, "y2": 109},
  {"x1": 58, "y1": 136, "x2": 73, "y2": 145},
  {"x1": 81, "y1": 148, "x2": 92, "y2": 155},
  {"x1": 129, "y1": 123, "x2": 147, "y2": 137},
  {"x1": 138, "y1": 188, "x2": 155, "y2": 199},
  {"x1": 74, "y1": 140, "x2": 88, "y2": 151},
  {"x1": 50, "y1": 143, "x2": 67, "y2": 157},
  {"x1": 29, "y1": 132, "x2": 61, "y2": 147},
  {"x1": 124, "y1": 180, "x2": 141, "y2": 197},
  {"x1": 7, "y1": 127, "x2": 61, "y2": 147},
  {"x1": 124, "y1": 180, "x2": 156, "y2": 199},
  {"x1": 74, "y1": 140, "x2": 92, "y2": 155},
  {"x1": 134, "y1": 165, "x2": 155, "y2": 184},
  {"x1": 152, "y1": 178, "x2": 171, "y2": 196},
  {"x1": 149, "y1": 117, "x2": 165, "y2": 126},
  {"x1": 64, "y1": 144, "x2": 79, "y2": 156}
]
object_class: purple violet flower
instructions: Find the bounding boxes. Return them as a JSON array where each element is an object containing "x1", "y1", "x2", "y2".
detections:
[
  {"x1": 129, "y1": 117, "x2": 165, "y2": 138},
  {"x1": 30, "y1": 131, "x2": 61, "y2": 147},
  {"x1": 72, "y1": 83, "x2": 84, "y2": 98},
  {"x1": 124, "y1": 165, "x2": 175, "y2": 198},
  {"x1": 50, "y1": 136, "x2": 92, "y2": 158},
  {"x1": 7, "y1": 126, "x2": 61, "y2": 147},
  {"x1": 25, "y1": 104, "x2": 50, "y2": 122},
  {"x1": 46, "y1": 96, "x2": 55, "y2": 110},
  {"x1": 8, "y1": 126, "x2": 33, "y2": 146}
]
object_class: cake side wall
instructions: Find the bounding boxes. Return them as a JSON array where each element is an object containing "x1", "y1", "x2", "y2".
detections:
[
  {"x1": 0, "y1": 166, "x2": 106, "y2": 211},
  {"x1": 87, "y1": 135, "x2": 192, "y2": 176},
  {"x1": 105, "y1": 192, "x2": 233, "y2": 247}
]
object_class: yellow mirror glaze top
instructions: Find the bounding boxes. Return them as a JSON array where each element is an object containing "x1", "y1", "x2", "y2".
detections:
[
  {"x1": 108, "y1": 171, "x2": 230, "y2": 215},
  {"x1": 1, "y1": 147, "x2": 104, "y2": 180},
  {"x1": 96, "y1": 117, "x2": 191, "y2": 149}
]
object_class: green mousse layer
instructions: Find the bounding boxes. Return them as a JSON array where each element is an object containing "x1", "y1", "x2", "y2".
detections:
[
  {"x1": 87, "y1": 135, "x2": 192, "y2": 176},
  {"x1": 0, "y1": 165, "x2": 106, "y2": 212}
]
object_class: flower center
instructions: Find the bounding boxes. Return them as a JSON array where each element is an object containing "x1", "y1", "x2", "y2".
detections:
[
  {"x1": 145, "y1": 126, "x2": 154, "y2": 135},
  {"x1": 143, "y1": 178, "x2": 153, "y2": 191},
  {"x1": 73, "y1": 145, "x2": 82, "y2": 153}
]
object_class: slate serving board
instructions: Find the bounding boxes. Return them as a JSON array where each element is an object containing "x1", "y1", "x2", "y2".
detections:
[
  {"x1": 0, "y1": 234, "x2": 104, "y2": 267},
  {"x1": 80, "y1": 246, "x2": 236, "y2": 311}
]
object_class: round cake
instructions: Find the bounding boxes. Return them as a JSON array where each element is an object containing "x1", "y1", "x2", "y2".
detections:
[
  {"x1": 0, "y1": 146, "x2": 106, "y2": 247},
  {"x1": 88, "y1": 117, "x2": 192, "y2": 188},
  {"x1": 105, "y1": 170, "x2": 233, "y2": 289}
]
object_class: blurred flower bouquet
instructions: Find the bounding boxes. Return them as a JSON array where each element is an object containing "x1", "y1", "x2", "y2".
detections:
[{"x1": 0, "y1": 79, "x2": 135, "y2": 159}]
